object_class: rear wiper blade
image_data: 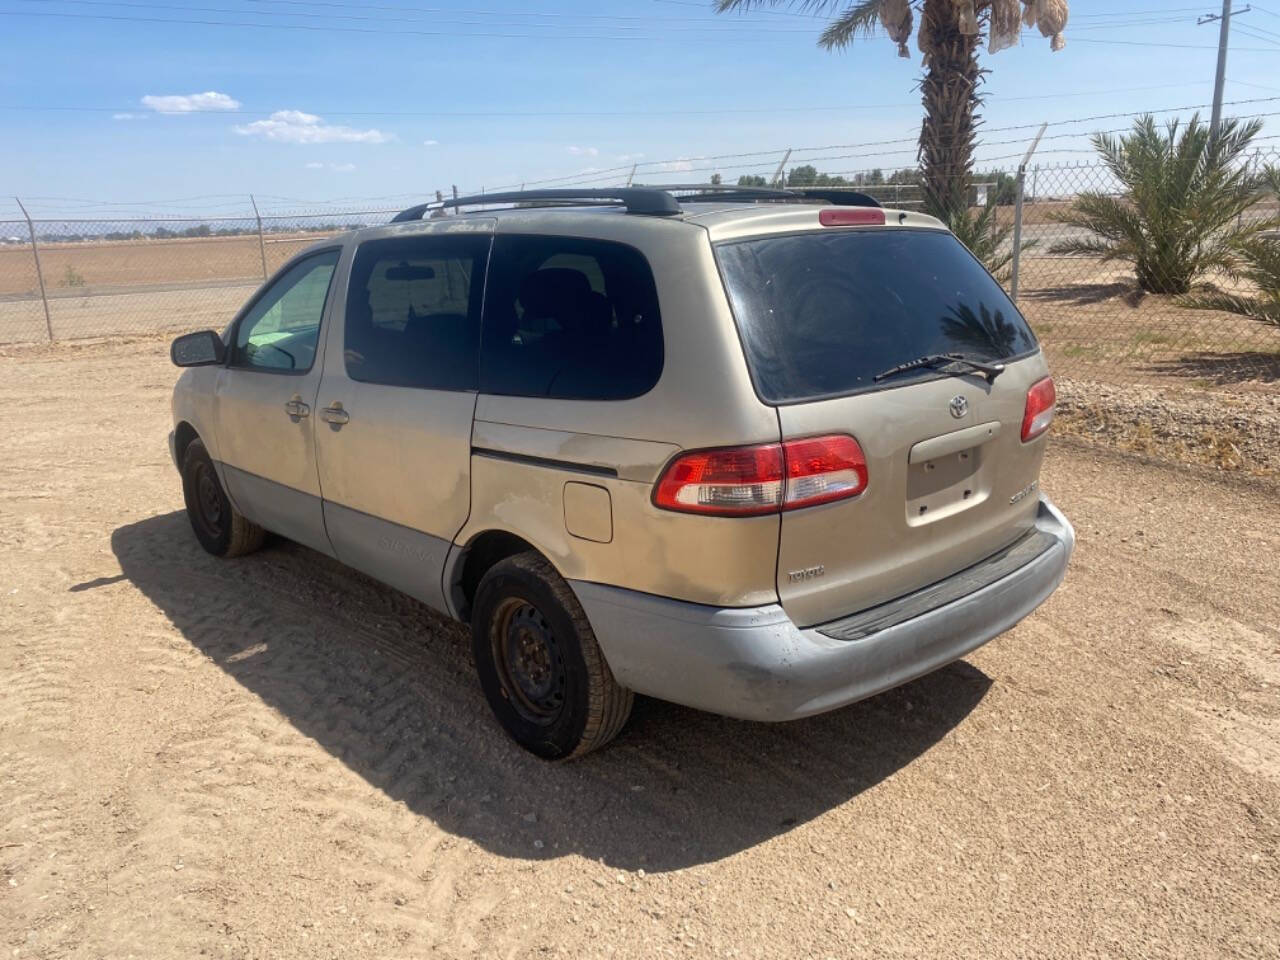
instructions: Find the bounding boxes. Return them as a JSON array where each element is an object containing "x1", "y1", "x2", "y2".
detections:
[{"x1": 873, "y1": 353, "x2": 1006, "y2": 384}]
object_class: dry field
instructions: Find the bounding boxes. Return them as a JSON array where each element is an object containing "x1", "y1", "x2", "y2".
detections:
[
  {"x1": 0, "y1": 234, "x2": 339, "y2": 344},
  {"x1": 0, "y1": 233, "x2": 338, "y2": 297},
  {"x1": 1, "y1": 338, "x2": 1278, "y2": 959}
]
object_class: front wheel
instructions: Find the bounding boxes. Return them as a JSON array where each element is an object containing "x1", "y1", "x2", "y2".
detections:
[
  {"x1": 181, "y1": 438, "x2": 265, "y2": 558},
  {"x1": 471, "y1": 552, "x2": 633, "y2": 759}
]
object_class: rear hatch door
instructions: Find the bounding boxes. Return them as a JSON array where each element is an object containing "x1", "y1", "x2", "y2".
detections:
[{"x1": 715, "y1": 224, "x2": 1051, "y2": 628}]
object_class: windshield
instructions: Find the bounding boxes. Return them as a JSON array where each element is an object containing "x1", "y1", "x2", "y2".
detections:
[{"x1": 715, "y1": 228, "x2": 1038, "y2": 404}]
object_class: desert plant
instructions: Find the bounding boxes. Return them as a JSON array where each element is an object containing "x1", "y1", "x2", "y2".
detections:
[
  {"x1": 1179, "y1": 165, "x2": 1280, "y2": 327},
  {"x1": 947, "y1": 194, "x2": 1033, "y2": 282},
  {"x1": 60, "y1": 264, "x2": 86, "y2": 288},
  {"x1": 1049, "y1": 114, "x2": 1266, "y2": 295}
]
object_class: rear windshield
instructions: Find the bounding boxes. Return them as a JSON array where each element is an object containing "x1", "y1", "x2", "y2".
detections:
[{"x1": 715, "y1": 229, "x2": 1037, "y2": 404}]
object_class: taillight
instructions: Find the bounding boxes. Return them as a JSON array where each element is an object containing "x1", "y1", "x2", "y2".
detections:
[
  {"x1": 653, "y1": 435, "x2": 866, "y2": 516},
  {"x1": 783, "y1": 435, "x2": 868, "y2": 508},
  {"x1": 1022, "y1": 376, "x2": 1056, "y2": 442},
  {"x1": 818, "y1": 208, "x2": 886, "y2": 227}
]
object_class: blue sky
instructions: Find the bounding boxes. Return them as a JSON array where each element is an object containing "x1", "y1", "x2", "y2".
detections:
[{"x1": 2, "y1": 0, "x2": 1279, "y2": 218}]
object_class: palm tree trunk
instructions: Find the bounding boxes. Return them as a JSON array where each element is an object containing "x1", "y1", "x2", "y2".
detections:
[{"x1": 918, "y1": 0, "x2": 984, "y2": 222}]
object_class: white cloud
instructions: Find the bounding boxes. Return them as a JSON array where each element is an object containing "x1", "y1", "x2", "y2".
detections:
[
  {"x1": 112, "y1": 112, "x2": 147, "y2": 121},
  {"x1": 235, "y1": 110, "x2": 391, "y2": 144},
  {"x1": 141, "y1": 91, "x2": 240, "y2": 114},
  {"x1": 423, "y1": 139, "x2": 439, "y2": 146},
  {"x1": 657, "y1": 158, "x2": 696, "y2": 173},
  {"x1": 305, "y1": 161, "x2": 358, "y2": 172},
  {"x1": 567, "y1": 145, "x2": 599, "y2": 157},
  {"x1": 617, "y1": 152, "x2": 645, "y2": 162}
]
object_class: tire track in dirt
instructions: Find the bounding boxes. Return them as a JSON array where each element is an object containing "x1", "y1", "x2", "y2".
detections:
[{"x1": 109, "y1": 521, "x2": 523, "y2": 954}]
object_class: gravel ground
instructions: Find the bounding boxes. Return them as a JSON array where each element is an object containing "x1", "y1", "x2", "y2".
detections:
[
  {"x1": 1056, "y1": 376, "x2": 1280, "y2": 475},
  {"x1": 2, "y1": 338, "x2": 1278, "y2": 959}
]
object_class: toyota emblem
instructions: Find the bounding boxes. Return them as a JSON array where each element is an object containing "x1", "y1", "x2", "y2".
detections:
[{"x1": 949, "y1": 395, "x2": 968, "y2": 419}]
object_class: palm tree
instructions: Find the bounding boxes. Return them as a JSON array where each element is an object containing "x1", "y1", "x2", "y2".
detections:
[
  {"x1": 713, "y1": 1, "x2": 1068, "y2": 222},
  {"x1": 1050, "y1": 115, "x2": 1267, "y2": 295},
  {"x1": 1180, "y1": 166, "x2": 1280, "y2": 326}
]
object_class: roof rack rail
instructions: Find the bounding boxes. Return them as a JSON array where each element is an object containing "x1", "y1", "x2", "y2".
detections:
[
  {"x1": 388, "y1": 184, "x2": 883, "y2": 223},
  {"x1": 637, "y1": 183, "x2": 883, "y2": 208},
  {"x1": 787, "y1": 188, "x2": 883, "y2": 208},
  {"x1": 390, "y1": 188, "x2": 681, "y2": 222}
]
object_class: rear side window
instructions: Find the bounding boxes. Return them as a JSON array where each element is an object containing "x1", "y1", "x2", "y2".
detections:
[
  {"x1": 715, "y1": 229, "x2": 1038, "y2": 404},
  {"x1": 479, "y1": 235, "x2": 663, "y2": 400},
  {"x1": 344, "y1": 234, "x2": 491, "y2": 390}
]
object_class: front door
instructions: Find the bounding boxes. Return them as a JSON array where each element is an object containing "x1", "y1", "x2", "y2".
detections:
[
  {"x1": 314, "y1": 224, "x2": 493, "y2": 612},
  {"x1": 213, "y1": 247, "x2": 341, "y2": 556}
]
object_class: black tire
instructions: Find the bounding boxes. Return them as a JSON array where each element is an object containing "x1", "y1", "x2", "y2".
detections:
[
  {"x1": 181, "y1": 439, "x2": 266, "y2": 558},
  {"x1": 471, "y1": 552, "x2": 633, "y2": 760}
]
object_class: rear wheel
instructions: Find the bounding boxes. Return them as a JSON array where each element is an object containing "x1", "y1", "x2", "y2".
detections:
[
  {"x1": 181, "y1": 439, "x2": 265, "y2": 558},
  {"x1": 471, "y1": 552, "x2": 632, "y2": 759}
]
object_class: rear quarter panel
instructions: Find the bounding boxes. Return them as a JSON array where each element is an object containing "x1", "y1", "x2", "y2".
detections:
[{"x1": 455, "y1": 213, "x2": 785, "y2": 609}]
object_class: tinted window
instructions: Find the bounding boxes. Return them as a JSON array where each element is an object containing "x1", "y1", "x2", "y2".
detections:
[
  {"x1": 480, "y1": 235, "x2": 663, "y2": 400},
  {"x1": 715, "y1": 230, "x2": 1037, "y2": 404},
  {"x1": 344, "y1": 234, "x2": 490, "y2": 390},
  {"x1": 232, "y1": 250, "x2": 339, "y2": 372}
]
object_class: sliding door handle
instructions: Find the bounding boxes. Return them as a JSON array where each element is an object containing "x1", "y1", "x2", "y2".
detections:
[{"x1": 320, "y1": 403, "x2": 350, "y2": 426}]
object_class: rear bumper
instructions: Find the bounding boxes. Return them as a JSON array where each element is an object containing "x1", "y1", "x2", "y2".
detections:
[{"x1": 571, "y1": 496, "x2": 1074, "y2": 722}]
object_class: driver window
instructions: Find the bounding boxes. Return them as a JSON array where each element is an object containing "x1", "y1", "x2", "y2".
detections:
[{"x1": 233, "y1": 250, "x2": 340, "y2": 372}]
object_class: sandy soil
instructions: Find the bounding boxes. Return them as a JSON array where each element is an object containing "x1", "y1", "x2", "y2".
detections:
[{"x1": 1, "y1": 338, "x2": 1278, "y2": 959}]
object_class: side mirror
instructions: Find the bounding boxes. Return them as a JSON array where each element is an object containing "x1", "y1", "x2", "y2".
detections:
[{"x1": 171, "y1": 330, "x2": 226, "y2": 367}]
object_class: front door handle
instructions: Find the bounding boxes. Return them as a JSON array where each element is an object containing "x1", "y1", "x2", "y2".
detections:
[
  {"x1": 284, "y1": 397, "x2": 310, "y2": 419},
  {"x1": 320, "y1": 402, "x2": 350, "y2": 426}
]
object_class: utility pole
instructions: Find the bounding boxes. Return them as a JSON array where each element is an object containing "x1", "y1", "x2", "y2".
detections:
[{"x1": 1199, "y1": 2, "x2": 1250, "y2": 139}]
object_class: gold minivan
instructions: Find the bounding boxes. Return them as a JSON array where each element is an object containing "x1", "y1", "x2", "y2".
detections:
[{"x1": 169, "y1": 186, "x2": 1074, "y2": 759}]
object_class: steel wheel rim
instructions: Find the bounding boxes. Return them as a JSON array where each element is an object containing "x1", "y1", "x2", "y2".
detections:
[
  {"x1": 493, "y1": 597, "x2": 566, "y2": 724},
  {"x1": 192, "y1": 461, "x2": 225, "y2": 540}
]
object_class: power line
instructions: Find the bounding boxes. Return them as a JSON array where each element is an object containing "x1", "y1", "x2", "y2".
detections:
[
  {"x1": 475, "y1": 98, "x2": 1280, "y2": 191},
  {"x1": 1234, "y1": 24, "x2": 1280, "y2": 46},
  {"x1": 1073, "y1": 37, "x2": 1276, "y2": 50},
  {"x1": 0, "y1": 7, "x2": 830, "y2": 40},
  {"x1": 245, "y1": 0, "x2": 816, "y2": 23},
  {"x1": 11, "y1": 0, "x2": 828, "y2": 34},
  {"x1": 15, "y1": 3, "x2": 1279, "y2": 47}
]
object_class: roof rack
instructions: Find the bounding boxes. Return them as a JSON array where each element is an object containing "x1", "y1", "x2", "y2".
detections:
[
  {"x1": 388, "y1": 184, "x2": 882, "y2": 222},
  {"x1": 390, "y1": 188, "x2": 681, "y2": 222}
]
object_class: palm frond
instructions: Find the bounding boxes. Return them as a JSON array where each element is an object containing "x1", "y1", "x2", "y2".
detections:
[
  {"x1": 714, "y1": 0, "x2": 860, "y2": 13},
  {"x1": 818, "y1": 1, "x2": 887, "y2": 49},
  {"x1": 1179, "y1": 291, "x2": 1280, "y2": 327},
  {"x1": 948, "y1": 195, "x2": 1034, "y2": 282}
]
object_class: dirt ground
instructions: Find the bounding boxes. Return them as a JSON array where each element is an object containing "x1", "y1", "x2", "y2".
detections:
[
  {"x1": 0, "y1": 234, "x2": 340, "y2": 298},
  {"x1": 2, "y1": 338, "x2": 1278, "y2": 959}
]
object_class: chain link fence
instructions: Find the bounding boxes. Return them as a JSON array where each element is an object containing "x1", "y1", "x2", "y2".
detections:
[
  {"x1": 1006, "y1": 150, "x2": 1280, "y2": 389},
  {"x1": 2, "y1": 164, "x2": 1278, "y2": 392},
  {"x1": 0, "y1": 209, "x2": 393, "y2": 344}
]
